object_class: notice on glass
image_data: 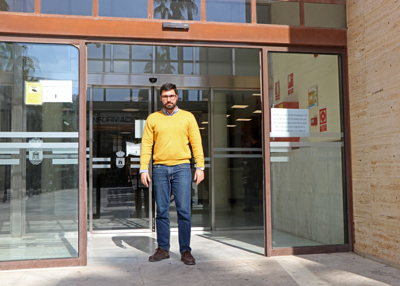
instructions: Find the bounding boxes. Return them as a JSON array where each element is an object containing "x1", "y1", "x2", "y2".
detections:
[
  {"x1": 271, "y1": 108, "x2": 309, "y2": 136},
  {"x1": 25, "y1": 82, "x2": 43, "y2": 105},
  {"x1": 41, "y1": 80, "x2": 73, "y2": 103},
  {"x1": 135, "y1": 120, "x2": 146, "y2": 139}
]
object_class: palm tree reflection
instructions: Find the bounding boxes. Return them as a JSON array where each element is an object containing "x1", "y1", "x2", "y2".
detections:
[
  {"x1": 0, "y1": 43, "x2": 39, "y2": 79},
  {"x1": 144, "y1": 46, "x2": 176, "y2": 74},
  {"x1": 154, "y1": 0, "x2": 199, "y2": 21},
  {"x1": 0, "y1": 0, "x2": 9, "y2": 11}
]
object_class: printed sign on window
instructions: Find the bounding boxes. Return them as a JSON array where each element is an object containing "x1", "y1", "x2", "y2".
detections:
[
  {"x1": 41, "y1": 80, "x2": 73, "y2": 103},
  {"x1": 25, "y1": 82, "x2": 43, "y2": 105},
  {"x1": 271, "y1": 108, "x2": 309, "y2": 136}
]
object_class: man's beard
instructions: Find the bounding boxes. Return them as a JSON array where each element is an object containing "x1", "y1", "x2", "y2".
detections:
[{"x1": 163, "y1": 101, "x2": 176, "y2": 111}]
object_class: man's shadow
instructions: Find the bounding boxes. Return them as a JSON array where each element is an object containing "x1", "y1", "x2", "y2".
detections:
[{"x1": 112, "y1": 236, "x2": 157, "y2": 255}]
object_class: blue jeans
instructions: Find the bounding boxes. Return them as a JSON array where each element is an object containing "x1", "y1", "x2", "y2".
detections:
[{"x1": 153, "y1": 163, "x2": 192, "y2": 254}]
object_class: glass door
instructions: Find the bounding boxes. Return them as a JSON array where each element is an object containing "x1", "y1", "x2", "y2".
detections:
[{"x1": 87, "y1": 87, "x2": 152, "y2": 231}]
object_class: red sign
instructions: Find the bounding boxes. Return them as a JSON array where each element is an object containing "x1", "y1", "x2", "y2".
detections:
[
  {"x1": 319, "y1": 108, "x2": 327, "y2": 124},
  {"x1": 320, "y1": 124, "x2": 327, "y2": 132},
  {"x1": 288, "y1": 73, "x2": 294, "y2": 95},
  {"x1": 275, "y1": 81, "x2": 280, "y2": 101},
  {"x1": 311, "y1": 117, "x2": 318, "y2": 126}
]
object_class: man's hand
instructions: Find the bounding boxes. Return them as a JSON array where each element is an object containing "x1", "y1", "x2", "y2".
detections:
[
  {"x1": 141, "y1": 172, "x2": 151, "y2": 187},
  {"x1": 194, "y1": 169, "x2": 204, "y2": 185}
]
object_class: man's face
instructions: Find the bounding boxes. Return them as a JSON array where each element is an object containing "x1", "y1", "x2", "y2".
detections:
[{"x1": 160, "y1": 90, "x2": 178, "y2": 111}]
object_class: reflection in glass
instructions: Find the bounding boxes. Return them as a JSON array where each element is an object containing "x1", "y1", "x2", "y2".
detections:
[
  {"x1": 153, "y1": 0, "x2": 201, "y2": 20},
  {"x1": 304, "y1": 3, "x2": 346, "y2": 28},
  {"x1": 156, "y1": 89, "x2": 211, "y2": 228},
  {"x1": 87, "y1": 44, "x2": 111, "y2": 73},
  {"x1": 99, "y1": 0, "x2": 147, "y2": 18},
  {"x1": 269, "y1": 52, "x2": 346, "y2": 248},
  {"x1": 213, "y1": 90, "x2": 263, "y2": 230},
  {"x1": 0, "y1": 42, "x2": 79, "y2": 261},
  {"x1": 206, "y1": 0, "x2": 251, "y2": 23},
  {"x1": 87, "y1": 43, "x2": 264, "y2": 77},
  {"x1": 41, "y1": 0, "x2": 92, "y2": 16},
  {"x1": 235, "y1": 48, "x2": 260, "y2": 76},
  {"x1": 87, "y1": 88, "x2": 151, "y2": 230},
  {"x1": 256, "y1": 0, "x2": 300, "y2": 26},
  {"x1": 199, "y1": 47, "x2": 232, "y2": 75},
  {"x1": 0, "y1": 0, "x2": 34, "y2": 12}
]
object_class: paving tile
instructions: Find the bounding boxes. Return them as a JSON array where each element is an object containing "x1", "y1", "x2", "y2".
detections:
[{"x1": 2, "y1": 233, "x2": 400, "y2": 286}]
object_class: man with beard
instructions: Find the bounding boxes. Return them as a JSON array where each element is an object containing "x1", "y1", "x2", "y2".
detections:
[{"x1": 140, "y1": 83, "x2": 204, "y2": 265}]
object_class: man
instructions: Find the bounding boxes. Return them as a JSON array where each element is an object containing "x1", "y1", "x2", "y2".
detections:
[{"x1": 140, "y1": 83, "x2": 204, "y2": 265}]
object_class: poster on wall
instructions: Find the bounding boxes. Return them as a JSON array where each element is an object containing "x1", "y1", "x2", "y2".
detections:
[
  {"x1": 308, "y1": 86, "x2": 318, "y2": 108},
  {"x1": 288, "y1": 73, "x2": 294, "y2": 95},
  {"x1": 41, "y1": 80, "x2": 73, "y2": 103},
  {"x1": 271, "y1": 108, "x2": 309, "y2": 136},
  {"x1": 319, "y1": 107, "x2": 327, "y2": 132},
  {"x1": 275, "y1": 81, "x2": 280, "y2": 101},
  {"x1": 25, "y1": 82, "x2": 43, "y2": 105}
]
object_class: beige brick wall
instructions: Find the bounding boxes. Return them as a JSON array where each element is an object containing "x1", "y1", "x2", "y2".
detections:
[{"x1": 348, "y1": 0, "x2": 400, "y2": 266}]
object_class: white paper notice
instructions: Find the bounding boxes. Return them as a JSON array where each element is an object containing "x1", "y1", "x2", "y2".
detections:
[
  {"x1": 271, "y1": 108, "x2": 309, "y2": 136},
  {"x1": 135, "y1": 120, "x2": 146, "y2": 139},
  {"x1": 41, "y1": 80, "x2": 73, "y2": 103}
]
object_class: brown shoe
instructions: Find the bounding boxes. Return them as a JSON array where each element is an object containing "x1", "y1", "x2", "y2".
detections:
[
  {"x1": 181, "y1": 250, "x2": 196, "y2": 265},
  {"x1": 149, "y1": 248, "x2": 170, "y2": 262}
]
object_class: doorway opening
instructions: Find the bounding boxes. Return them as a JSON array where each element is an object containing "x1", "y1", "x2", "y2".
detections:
[{"x1": 86, "y1": 43, "x2": 264, "y2": 254}]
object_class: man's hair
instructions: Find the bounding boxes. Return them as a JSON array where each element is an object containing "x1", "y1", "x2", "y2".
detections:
[{"x1": 160, "y1": 83, "x2": 177, "y2": 96}]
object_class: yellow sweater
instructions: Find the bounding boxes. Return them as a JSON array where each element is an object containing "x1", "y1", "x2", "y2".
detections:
[{"x1": 140, "y1": 109, "x2": 204, "y2": 170}]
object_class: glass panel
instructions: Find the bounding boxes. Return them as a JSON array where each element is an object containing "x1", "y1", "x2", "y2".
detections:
[
  {"x1": 153, "y1": 0, "x2": 201, "y2": 20},
  {"x1": 88, "y1": 88, "x2": 150, "y2": 230},
  {"x1": 41, "y1": 0, "x2": 93, "y2": 16},
  {"x1": 256, "y1": 0, "x2": 300, "y2": 26},
  {"x1": 87, "y1": 44, "x2": 111, "y2": 73},
  {"x1": 155, "y1": 46, "x2": 194, "y2": 75},
  {"x1": 0, "y1": 42, "x2": 79, "y2": 261},
  {"x1": 99, "y1": 0, "x2": 147, "y2": 18},
  {"x1": 113, "y1": 45, "x2": 130, "y2": 72},
  {"x1": 235, "y1": 48, "x2": 260, "y2": 76},
  {"x1": 268, "y1": 52, "x2": 346, "y2": 248},
  {"x1": 156, "y1": 89, "x2": 211, "y2": 228},
  {"x1": 206, "y1": 0, "x2": 251, "y2": 23},
  {"x1": 0, "y1": 0, "x2": 35, "y2": 12},
  {"x1": 199, "y1": 47, "x2": 232, "y2": 76},
  {"x1": 304, "y1": 3, "x2": 346, "y2": 28},
  {"x1": 132, "y1": 45, "x2": 154, "y2": 74},
  {"x1": 213, "y1": 90, "x2": 263, "y2": 230}
]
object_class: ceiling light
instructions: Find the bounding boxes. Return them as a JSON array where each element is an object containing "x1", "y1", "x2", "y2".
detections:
[
  {"x1": 201, "y1": 121, "x2": 208, "y2": 124},
  {"x1": 122, "y1": 108, "x2": 139, "y2": 112},
  {"x1": 252, "y1": 93, "x2": 261, "y2": 96},
  {"x1": 253, "y1": 110, "x2": 262, "y2": 113},
  {"x1": 231, "y1": 105, "x2": 248, "y2": 108},
  {"x1": 236, "y1": 118, "x2": 252, "y2": 121},
  {"x1": 227, "y1": 125, "x2": 236, "y2": 127},
  {"x1": 226, "y1": 115, "x2": 230, "y2": 117},
  {"x1": 199, "y1": 127, "x2": 205, "y2": 130}
]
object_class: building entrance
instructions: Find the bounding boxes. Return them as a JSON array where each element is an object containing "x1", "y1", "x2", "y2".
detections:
[{"x1": 86, "y1": 43, "x2": 264, "y2": 254}]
